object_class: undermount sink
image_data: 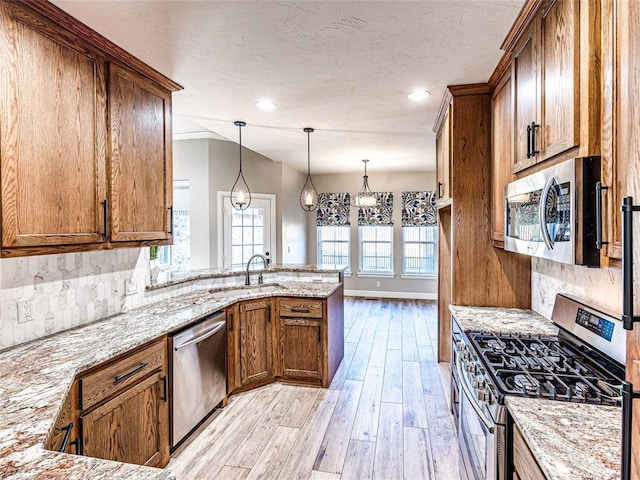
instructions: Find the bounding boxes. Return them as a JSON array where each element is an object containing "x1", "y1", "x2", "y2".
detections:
[{"x1": 208, "y1": 284, "x2": 282, "y2": 299}]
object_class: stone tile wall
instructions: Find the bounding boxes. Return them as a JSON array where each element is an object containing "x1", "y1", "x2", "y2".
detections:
[{"x1": 0, "y1": 248, "x2": 148, "y2": 350}]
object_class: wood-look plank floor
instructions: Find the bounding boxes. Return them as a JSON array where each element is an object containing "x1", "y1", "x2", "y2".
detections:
[{"x1": 167, "y1": 298, "x2": 460, "y2": 480}]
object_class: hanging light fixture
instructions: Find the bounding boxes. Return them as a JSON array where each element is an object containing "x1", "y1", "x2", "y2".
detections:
[
  {"x1": 299, "y1": 127, "x2": 318, "y2": 212},
  {"x1": 230, "y1": 121, "x2": 251, "y2": 210},
  {"x1": 351, "y1": 159, "x2": 378, "y2": 207}
]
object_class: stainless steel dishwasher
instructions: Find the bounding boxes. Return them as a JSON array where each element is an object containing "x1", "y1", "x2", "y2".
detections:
[{"x1": 169, "y1": 310, "x2": 226, "y2": 447}]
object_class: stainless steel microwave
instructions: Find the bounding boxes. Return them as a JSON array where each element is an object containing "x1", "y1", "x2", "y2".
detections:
[{"x1": 504, "y1": 157, "x2": 601, "y2": 266}]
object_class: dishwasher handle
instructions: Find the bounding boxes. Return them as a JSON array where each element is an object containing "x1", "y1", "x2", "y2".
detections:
[{"x1": 174, "y1": 320, "x2": 226, "y2": 351}]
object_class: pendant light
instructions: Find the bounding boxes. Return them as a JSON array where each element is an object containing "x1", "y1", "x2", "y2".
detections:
[
  {"x1": 230, "y1": 121, "x2": 251, "y2": 210},
  {"x1": 351, "y1": 159, "x2": 378, "y2": 207},
  {"x1": 300, "y1": 127, "x2": 318, "y2": 212}
]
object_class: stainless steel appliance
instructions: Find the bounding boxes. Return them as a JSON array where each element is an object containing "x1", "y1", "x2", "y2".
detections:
[
  {"x1": 452, "y1": 294, "x2": 625, "y2": 480},
  {"x1": 170, "y1": 311, "x2": 227, "y2": 447},
  {"x1": 504, "y1": 156, "x2": 601, "y2": 266}
]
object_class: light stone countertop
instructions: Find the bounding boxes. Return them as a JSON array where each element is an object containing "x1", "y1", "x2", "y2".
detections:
[
  {"x1": 507, "y1": 396, "x2": 621, "y2": 480},
  {"x1": 449, "y1": 304, "x2": 559, "y2": 336},
  {"x1": 0, "y1": 280, "x2": 342, "y2": 479}
]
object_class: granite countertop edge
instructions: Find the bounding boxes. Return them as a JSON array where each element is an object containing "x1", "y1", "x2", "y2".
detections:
[
  {"x1": 0, "y1": 279, "x2": 342, "y2": 479},
  {"x1": 147, "y1": 264, "x2": 348, "y2": 290}
]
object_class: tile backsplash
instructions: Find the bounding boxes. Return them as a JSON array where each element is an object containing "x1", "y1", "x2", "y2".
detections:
[
  {"x1": 0, "y1": 248, "x2": 149, "y2": 350},
  {"x1": 531, "y1": 257, "x2": 622, "y2": 319}
]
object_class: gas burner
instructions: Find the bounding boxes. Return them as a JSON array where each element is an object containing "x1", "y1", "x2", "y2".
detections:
[
  {"x1": 487, "y1": 339, "x2": 506, "y2": 351},
  {"x1": 573, "y1": 382, "x2": 590, "y2": 398},
  {"x1": 529, "y1": 342, "x2": 548, "y2": 355},
  {"x1": 514, "y1": 374, "x2": 540, "y2": 394}
]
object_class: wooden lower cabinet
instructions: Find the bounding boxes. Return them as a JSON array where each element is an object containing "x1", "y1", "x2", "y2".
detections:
[
  {"x1": 49, "y1": 338, "x2": 171, "y2": 468},
  {"x1": 81, "y1": 371, "x2": 169, "y2": 467},
  {"x1": 237, "y1": 298, "x2": 275, "y2": 388},
  {"x1": 513, "y1": 424, "x2": 546, "y2": 480},
  {"x1": 279, "y1": 317, "x2": 323, "y2": 382}
]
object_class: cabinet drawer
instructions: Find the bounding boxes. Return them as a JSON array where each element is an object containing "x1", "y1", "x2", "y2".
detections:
[
  {"x1": 79, "y1": 339, "x2": 165, "y2": 410},
  {"x1": 279, "y1": 298, "x2": 323, "y2": 318}
]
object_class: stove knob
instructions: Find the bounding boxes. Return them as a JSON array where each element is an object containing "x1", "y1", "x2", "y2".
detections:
[
  {"x1": 476, "y1": 388, "x2": 485, "y2": 401},
  {"x1": 472, "y1": 377, "x2": 481, "y2": 388}
]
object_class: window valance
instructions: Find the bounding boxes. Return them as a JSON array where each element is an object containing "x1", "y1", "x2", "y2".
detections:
[
  {"x1": 357, "y1": 192, "x2": 393, "y2": 226},
  {"x1": 401, "y1": 191, "x2": 437, "y2": 226},
  {"x1": 316, "y1": 193, "x2": 351, "y2": 226}
]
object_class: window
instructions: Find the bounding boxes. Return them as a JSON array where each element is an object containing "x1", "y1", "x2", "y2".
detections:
[
  {"x1": 317, "y1": 226, "x2": 350, "y2": 269},
  {"x1": 158, "y1": 180, "x2": 191, "y2": 272},
  {"x1": 403, "y1": 225, "x2": 437, "y2": 275},
  {"x1": 359, "y1": 225, "x2": 393, "y2": 273}
]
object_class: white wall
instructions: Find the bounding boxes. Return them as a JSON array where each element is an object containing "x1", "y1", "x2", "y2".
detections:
[
  {"x1": 307, "y1": 171, "x2": 437, "y2": 299},
  {"x1": 173, "y1": 139, "x2": 211, "y2": 269},
  {"x1": 174, "y1": 137, "x2": 309, "y2": 269}
]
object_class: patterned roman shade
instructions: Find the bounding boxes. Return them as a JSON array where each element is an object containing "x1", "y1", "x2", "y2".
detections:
[
  {"x1": 357, "y1": 192, "x2": 393, "y2": 226},
  {"x1": 401, "y1": 191, "x2": 437, "y2": 226},
  {"x1": 316, "y1": 193, "x2": 351, "y2": 226}
]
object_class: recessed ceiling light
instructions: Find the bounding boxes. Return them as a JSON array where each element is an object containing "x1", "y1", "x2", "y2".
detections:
[
  {"x1": 256, "y1": 99, "x2": 277, "y2": 111},
  {"x1": 408, "y1": 90, "x2": 431, "y2": 102}
]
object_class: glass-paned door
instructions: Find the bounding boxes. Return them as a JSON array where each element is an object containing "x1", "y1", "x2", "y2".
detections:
[{"x1": 222, "y1": 195, "x2": 274, "y2": 270}]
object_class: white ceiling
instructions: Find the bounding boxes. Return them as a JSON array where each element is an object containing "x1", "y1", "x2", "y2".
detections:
[{"x1": 51, "y1": 0, "x2": 524, "y2": 174}]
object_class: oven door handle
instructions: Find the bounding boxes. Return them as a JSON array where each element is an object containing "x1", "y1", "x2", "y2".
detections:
[{"x1": 455, "y1": 357, "x2": 496, "y2": 434}]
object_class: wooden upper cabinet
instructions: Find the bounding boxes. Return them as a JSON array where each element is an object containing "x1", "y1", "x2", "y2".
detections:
[
  {"x1": 435, "y1": 102, "x2": 452, "y2": 206},
  {"x1": 0, "y1": 1, "x2": 181, "y2": 257},
  {"x1": 108, "y1": 64, "x2": 173, "y2": 242},
  {"x1": 0, "y1": 2, "x2": 107, "y2": 249},
  {"x1": 507, "y1": 0, "x2": 589, "y2": 173},
  {"x1": 490, "y1": 56, "x2": 514, "y2": 247},
  {"x1": 512, "y1": 23, "x2": 538, "y2": 172},
  {"x1": 538, "y1": 0, "x2": 579, "y2": 158}
]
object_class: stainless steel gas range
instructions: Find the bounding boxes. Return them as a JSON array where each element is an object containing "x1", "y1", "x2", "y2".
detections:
[{"x1": 451, "y1": 294, "x2": 626, "y2": 480}]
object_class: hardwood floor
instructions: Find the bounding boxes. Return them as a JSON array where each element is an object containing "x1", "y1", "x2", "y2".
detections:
[{"x1": 167, "y1": 298, "x2": 460, "y2": 479}]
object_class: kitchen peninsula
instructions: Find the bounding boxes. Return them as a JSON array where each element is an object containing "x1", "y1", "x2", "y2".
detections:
[{"x1": 0, "y1": 266, "x2": 345, "y2": 479}]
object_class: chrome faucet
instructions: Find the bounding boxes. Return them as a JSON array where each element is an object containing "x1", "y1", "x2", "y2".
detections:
[{"x1": 245, "y1": 254, "x2": 269, "y2": 286}]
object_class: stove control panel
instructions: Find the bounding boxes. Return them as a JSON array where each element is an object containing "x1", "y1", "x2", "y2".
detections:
[{"x1": 576, "y1": 307, "x2": 614, "y2": 341}]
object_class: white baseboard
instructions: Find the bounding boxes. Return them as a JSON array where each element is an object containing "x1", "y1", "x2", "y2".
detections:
[{"x1": 344, "y1": 289, "x2": 437, "y2": 300}]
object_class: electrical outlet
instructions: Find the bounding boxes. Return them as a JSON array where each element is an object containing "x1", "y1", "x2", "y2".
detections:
[
  {"x1": 17, "y1": 301, "x2": 33, "y2": 324},
  {"x1": 125, "y1": 279, "x2": 138, "y2": 296},
  {"x1": 376, "y1": 281, "x2": 381, "y2": 288}
]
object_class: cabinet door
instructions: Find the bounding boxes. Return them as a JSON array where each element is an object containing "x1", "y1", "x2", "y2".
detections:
[
  {"x1": 280, "y1": 318, "x2": 322, "y2": 381},
  {"x1": 238, "y1": 299, "x2": 274, "y2": 386},
  {"x1": 538, "y1": 0, "x2": 579, "y2": 160},
  {"x1": 512, "y1": 22, "x2": 539, "y2": 172},
  {"x1": 436, "y1": 104, "x2": 451, "y2": 204},
  {"x1": 81, "y1": 371, "x2": 169, "y2": 468},
  {"x1": 0, "y1": 3, "x2": 107, "y2": 248},
  {"x1": 108, "y1": 64, "x2": 172, "y2": 242},
  {"x1": 226, "y1": 304, "x2": 240, "y2": 392},
  {"x1": 491, "y1": 72, "x2": 513, "y2": 247}
]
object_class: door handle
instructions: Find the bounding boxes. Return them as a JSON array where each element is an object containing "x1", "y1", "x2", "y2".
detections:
[
  {"x1": 161, "y1": 375, "x2": 167, "y2": 402},
  {"x1": 437, "y1": 181, "x2": 443, "y2": 198},
  {"x1": 526, "y1": 124, "x2": 532, "y2": 158},
  {"x1": 596, "y1": 182, "x2": 609, "y2": 250},
  {"x1": 530, "y1": 122, "x2": 540, "y2": 156},
  {"x1": 168, "y1": 206, "x2": 173, "y2": 235},
  {"x1": 114, "y1": 362, "x2": 148, "y2": 382},
  {"x1": 101, "y1": 199, "x2": 109, "y2": 238}
]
